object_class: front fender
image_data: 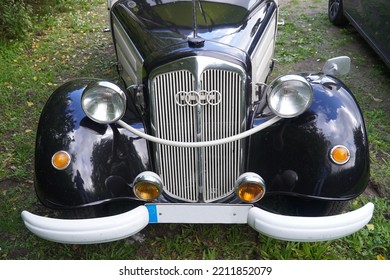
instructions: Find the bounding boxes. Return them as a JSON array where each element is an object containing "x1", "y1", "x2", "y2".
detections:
[
  {"x1": 249, "y1": 75, "x2": 369, "y2": 199},
  {"x1": 35, "y1": 79, "x2": 150, "y2": 209}
]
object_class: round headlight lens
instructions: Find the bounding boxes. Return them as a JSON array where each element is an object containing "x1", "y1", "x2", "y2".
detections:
[
  {"x1": 81, "y1": 81, "x2": 126, "y2": 124},
  {"x1": 266, "y1": 75, "x2": 313, "y2": 118}
]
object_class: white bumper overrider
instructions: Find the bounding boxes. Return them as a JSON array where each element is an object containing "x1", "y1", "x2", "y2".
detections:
[
  {"x1": 21, "y1": 206, "x2": 149, "y2": 244},
  {"x1": 22, "y1": 202, "x2": 374, "y2": 244},
  {"x1": 248, "y1": 202, "x2": 374, "y2": 242}
]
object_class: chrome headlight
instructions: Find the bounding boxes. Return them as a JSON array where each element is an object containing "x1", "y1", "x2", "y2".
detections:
[
  {"x1": 266, "y1": 75, "x2": 313, "y2": 118},
  {"x1": 81, "y1": 81, "x2": 126, "y2": 124}
]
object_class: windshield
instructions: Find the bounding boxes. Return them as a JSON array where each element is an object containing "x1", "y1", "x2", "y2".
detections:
[{"x1": 122, "y1": 0, "x2": 263, "y2": 29}]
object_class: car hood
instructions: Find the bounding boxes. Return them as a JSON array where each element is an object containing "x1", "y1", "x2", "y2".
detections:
[{"x1": 111, "y1": 0, "x2": 277, "y2": 59}]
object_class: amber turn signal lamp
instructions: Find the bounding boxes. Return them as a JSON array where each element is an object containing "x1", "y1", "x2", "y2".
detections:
[
  {"x1": 133, "y1": 172, "x2": 163, "y2": 201},
  {"x1": 51, "y1": 151, "x2": 71, "y2": 170},
  {"x1": 330, "y1": 145, "x2": 350, "y2": 165},
  {"x1": 235, "y1": 173, "x2": 266, "y2": 203}
]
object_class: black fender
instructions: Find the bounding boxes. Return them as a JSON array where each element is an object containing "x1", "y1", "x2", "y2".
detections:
[
  {"x1": 34, "y1": 79, "x2": 151, "y2": 209},
  {"x1": 248, "y1": 74, "x2": 369, "y2": 200}
]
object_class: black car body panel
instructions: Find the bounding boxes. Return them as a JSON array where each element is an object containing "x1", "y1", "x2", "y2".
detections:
[
  {"x1": 34, "y1": 79, "x2": 150, "y2": 208},
  {"x1": 249, "y1": 76, "x2": 369, "y2": 200}
]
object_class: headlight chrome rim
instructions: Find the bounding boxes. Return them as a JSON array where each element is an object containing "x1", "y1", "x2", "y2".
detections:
[
  {"x1": 81, "y1": 81, "x2": 126, "y2": 124},
  {"x1": 266, "y1": 74, "x2": 313, "y2": 118}
]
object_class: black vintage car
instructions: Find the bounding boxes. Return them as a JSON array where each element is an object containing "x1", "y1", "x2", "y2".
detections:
[
  {"x1": 328, "y1": 0, "x2": 390, "y2": 68},
  {"x1": 22, "y1": 0, "x2": 374, "y2": 244}
]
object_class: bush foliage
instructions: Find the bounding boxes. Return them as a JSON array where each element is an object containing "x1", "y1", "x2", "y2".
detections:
[
  {"x1": 0, "y1": 0, "x2": 33, "y2": 39},
  {"x1": 0, "y1": 0, "x2": 70, "y2": 40}
]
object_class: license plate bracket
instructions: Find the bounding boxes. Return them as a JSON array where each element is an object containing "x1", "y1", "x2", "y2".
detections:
[{"x1": 145, "y1": 203, "x2": 252, "y2": 224}]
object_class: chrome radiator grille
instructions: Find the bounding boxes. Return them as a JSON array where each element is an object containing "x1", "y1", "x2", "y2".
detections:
[{"x1": 150, "y1": 58, "x2": 246, "y2": 202}]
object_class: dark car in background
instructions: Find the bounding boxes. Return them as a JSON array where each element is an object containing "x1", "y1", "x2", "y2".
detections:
[{"x1": 328, "y1": 0, "x2": 390, "y2": 68}]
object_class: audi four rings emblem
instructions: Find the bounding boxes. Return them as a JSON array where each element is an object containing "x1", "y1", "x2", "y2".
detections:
[{"x1": 174, "y1": 90, "x2": 222, "y2": 106}]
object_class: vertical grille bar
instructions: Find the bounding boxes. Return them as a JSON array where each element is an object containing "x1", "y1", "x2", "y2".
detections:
[
  {"x1": 201, "y1": 70, "x2": 242, "y2": 202},
  {"x1": 151, "y1": 63, "x2": 244, "y2": 202},
  {"x1": 152, "y1": 70, "x2": 198, "y2": 202}
]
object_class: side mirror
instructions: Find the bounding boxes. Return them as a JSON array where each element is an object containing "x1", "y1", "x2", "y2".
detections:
[{"x1": 322, "y1": 56, "x2": 351, "y2": 76}]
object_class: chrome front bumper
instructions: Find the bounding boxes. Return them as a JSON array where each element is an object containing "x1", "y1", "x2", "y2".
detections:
[
  {"x1": 21, "y1": 202, "x2": 374, "y2": 244},
  {"x1": 247, "y1": 202, "x2": 374, "y2": 242},
  {"x1": 21, "y1": 206, "x2": 149, "y2": 244}
]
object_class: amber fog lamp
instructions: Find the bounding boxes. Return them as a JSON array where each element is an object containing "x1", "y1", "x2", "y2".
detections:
[
  {"x1": 133, "y1": 172, "x2": 163, "y2": 201},
  {"x1": 235, "y1": 173, "x2": 266, "y2": 203},
  {"x1": 52, "y1": 151, "x2": 71, "y2": 170},
  {"x1": 330, "y1": 145, "x2": 350, "y2": 165}
]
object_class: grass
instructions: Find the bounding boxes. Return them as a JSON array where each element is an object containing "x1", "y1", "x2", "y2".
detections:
[{"x1": 0, "y1": 0, "x2": 389, "y2": 260}]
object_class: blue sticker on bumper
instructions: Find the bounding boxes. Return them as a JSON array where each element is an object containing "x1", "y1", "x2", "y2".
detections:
[{"x1": 146, "y1": 204, "x2": 158, "y2": 223}]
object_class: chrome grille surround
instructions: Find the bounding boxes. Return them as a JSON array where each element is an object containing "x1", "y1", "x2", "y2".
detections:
[{"x1": 149, "y1": 56, "x2": 247, "y2": 202}]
